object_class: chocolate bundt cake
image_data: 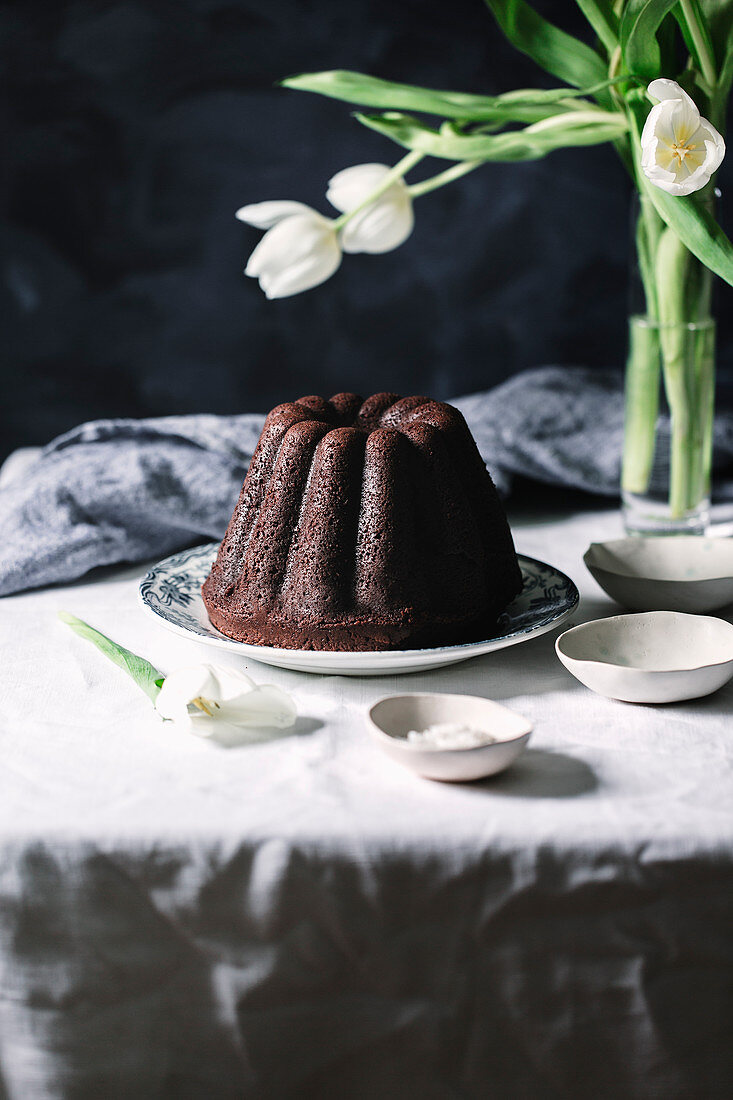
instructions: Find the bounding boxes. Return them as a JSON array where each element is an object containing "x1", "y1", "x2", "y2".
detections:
[{"x1": 202, "y1": 393, "x2": 523, "y2": 651}]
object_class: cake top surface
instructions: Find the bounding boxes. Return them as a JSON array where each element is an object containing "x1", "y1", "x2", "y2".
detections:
[{"x1": 268, "y1": 392, "x2": 463, "y2": 436}]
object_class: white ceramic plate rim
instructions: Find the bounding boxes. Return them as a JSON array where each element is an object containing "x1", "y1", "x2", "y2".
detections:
[
  {"x1": 555, "y1": 611, "x2": 733, "y2": 674},
  {"x1": 367, "y1": 693, "x2": 533, "y2": 752},
  {"x1": 138, "y1": 545, "x2": 578, "y2": 673}
]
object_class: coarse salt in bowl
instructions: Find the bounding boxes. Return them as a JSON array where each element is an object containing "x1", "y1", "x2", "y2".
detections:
[{"x1": 367, "y1": 693, "x2": 532, "y2": 782}]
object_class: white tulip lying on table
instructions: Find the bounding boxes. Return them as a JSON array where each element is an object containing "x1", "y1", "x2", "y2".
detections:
[{"x1": 59, "y1": 612, "x2": 297, "y2": 738}]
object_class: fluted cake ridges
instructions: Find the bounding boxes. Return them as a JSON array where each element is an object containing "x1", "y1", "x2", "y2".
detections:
[{"x1": 202, "y1": 392, "x2": 523, "y2": 651}]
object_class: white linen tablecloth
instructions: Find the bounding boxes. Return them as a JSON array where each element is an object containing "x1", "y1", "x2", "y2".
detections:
[{"x1": 1, "y1": 503, "x2": 732, "y2": 1099}]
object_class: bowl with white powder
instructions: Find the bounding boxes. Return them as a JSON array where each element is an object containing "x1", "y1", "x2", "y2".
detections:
[{"x1": 367, "y1": 693, "x2": 532, "y2": 781}]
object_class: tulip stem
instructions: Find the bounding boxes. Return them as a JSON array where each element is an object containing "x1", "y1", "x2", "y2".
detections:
[
  {"x1": 621, "y1": 317, "x2": 661, "y2": 495},
  {"x1": 408, "y1": 160, "x2": 483, "y2": 197},
  {"x1": 332, "y1": 149, "x2": 423, "y2": 230},
  {"x1": 59, "y1": 611, "x2": 165, "y2": 704}
]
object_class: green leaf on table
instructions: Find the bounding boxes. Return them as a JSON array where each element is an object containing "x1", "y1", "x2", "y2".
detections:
[
  {"x1": 59, "y1": 612, "x2": 165, "y2": 704},
  {"x1": 619, "y1": 0, "x2": 679, "y2": 82},
  {"x1": 483, "y1": 1, "x2": 609, "y2": 94},
  {"x1": 627, "y1": 94, "x2": 733, "y2": 287},
  {"x1": 356, "y1": 110, "x2": 629, "y2": 162},
  {"x1": 281, "y1": 69, "x2": 610, "y2": 123}
]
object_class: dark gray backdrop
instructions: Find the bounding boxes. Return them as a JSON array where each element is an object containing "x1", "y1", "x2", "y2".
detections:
[{"x1": 4, "y1": 0, "x2": 732, "y2": 462}]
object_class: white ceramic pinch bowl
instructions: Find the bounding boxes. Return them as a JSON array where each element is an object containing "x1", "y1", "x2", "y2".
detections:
[
  {"x1": 367, "y1": 693, "x2": 532, "y2": 782},
  {"x1": 555, "y1": 611, "x2": 733, "y2": 703},
  {"x1": 584, "y1": 536, "x2": 733, "y2": 613}
]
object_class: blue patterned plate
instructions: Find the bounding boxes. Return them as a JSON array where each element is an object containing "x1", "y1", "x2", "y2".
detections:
[{"x1": 139, "y1": 544, "x2": 579, "y2": 676}]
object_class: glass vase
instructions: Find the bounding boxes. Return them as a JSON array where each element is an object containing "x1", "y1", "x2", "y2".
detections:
[{"x1": 621, "y1": 194, "x2": 716, "y2": 535}]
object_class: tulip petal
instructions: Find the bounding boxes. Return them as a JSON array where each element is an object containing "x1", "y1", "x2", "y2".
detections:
[
  {"x1": 699, "y1": 123, "x2": 726, "y2": 174},
  {"x1": 236, "y1": 201, "x2": 314, "y2": 229},
  {"x1": 327, "y1": 164, "x2": 392, "y2": 212},
  {"x1": 262, "y1": 248, "x2": 342, "y2": 297},
  {"x1": 328, "y1": 162, "x2": 391, "y2": 187},
  {"x1": 154, "y1": 665, "x2": 222, "y2": 726},
  {"x1": 245, "y1": 213, "x2": 328, "y2": 277},
  {"x1": 668, "y1": 97, "x2": 699, "y2": 147},
  {"x1": 218, "y1": 685, "x2": 297, "y2": 729},
  {"x1": 154, "y1": 662, "x2": 297, "y2": 736},
  {"x1": 640, "y1": 101, "x2": 667, "y2": 152},
  {"x1": 244, "y1": 211, "x2": 341, "y2": 297},
  {"x1": 326, "y1": 163, "x2": 415, "y2": 255},
  {"x1": 647, "y1": 79, "x2": 699, "y2": 113},
  {"x1": 340, "y1": 195, "x2": 414, "y2": 254},
  {"x1": 207, "y1": 667, "x2": 257, "y2": 702},
  {"x1": 187, "y1": 685, "x2": 296, "y2": 738},
  {"x1": 246, "y1": 212, "x2": 332, "y2": 263}
]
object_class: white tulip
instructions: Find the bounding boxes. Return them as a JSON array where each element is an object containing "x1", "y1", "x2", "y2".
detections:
[
  {"x1": 327, "y1": 163, "x2": 414, "y2": 254},
  {"x1": 640, "y1": 79, "x2": 725, "y2": 197},
  {"x1": 155, "y1": 664, "x2": 297, "y2": 739},
  {"x1": 236, "y1": 202, "x2": 341, "y2": 298}
]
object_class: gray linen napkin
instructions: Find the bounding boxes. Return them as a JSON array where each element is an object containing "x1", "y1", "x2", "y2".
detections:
[{"x1": 2, "y1": 367, "x2": 733, "y2": 597}]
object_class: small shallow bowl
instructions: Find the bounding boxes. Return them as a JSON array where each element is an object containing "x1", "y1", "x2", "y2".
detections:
[
  {"x1": 555, "y1": 611, "x2": 733, "y2": 703},
  {"x1": 367, "y1": 693, "x2": 532, "y2": 782},
  {"x1": 584, "y1": 537, "x2": 733, "y2": 613}
]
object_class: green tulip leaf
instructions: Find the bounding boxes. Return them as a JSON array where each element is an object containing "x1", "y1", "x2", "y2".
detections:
[
  {"x1": 719, "y1": 28, "x2": 733, "y2": 98},
  {"x1": 697, "y1": 0, "x2": 733, "y2": 70},
  {"x1": 356, "y1": 110, "x2": 629, "y2": 162},
  {"x1": 281, "y1": 69, "x2": 612, "y2": 123},
  {"x1": 708, "y1": 23, "x2": 733, "y2": 126},
  {"x1": 575, "y1": 0, "x2": 620, "y2": 55},
  {"x1": 674, "y1": 0, "x2": 716, "y2": 84},
  {"x1": 620, "y1": 0, "x2": 679, "y2": 82},
  {"x1": 483, "y1": 1, "x2": 608, "y2": 96}
]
